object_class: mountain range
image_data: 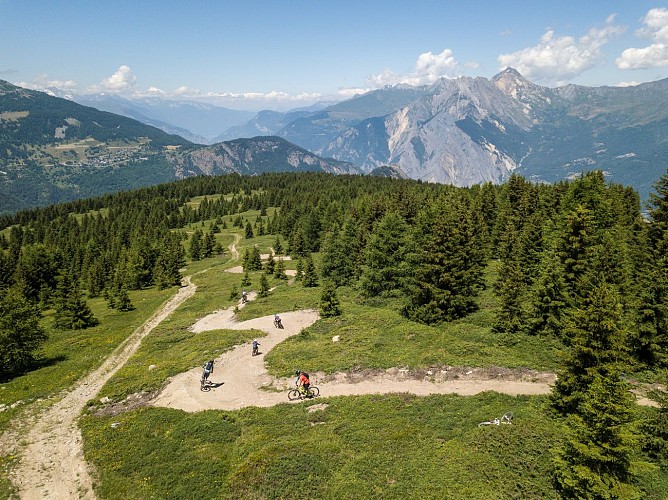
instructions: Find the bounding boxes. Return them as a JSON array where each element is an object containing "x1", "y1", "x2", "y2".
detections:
[
  {"x1": 213, "y1": 68, "x2": 668, "y2": 200},
  {"x1": 0, "y1": 80, "x2": 353, "y2": 214},
  {"x1": 2, "y1": 68, "x2": 667, "y2": 213}
]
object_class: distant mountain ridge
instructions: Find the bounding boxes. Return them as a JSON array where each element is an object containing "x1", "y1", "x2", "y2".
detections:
[
  {"x1": 0, "y1": 81, "x2": 355, "y2": 213},
  {"x1": 218, "y1": 69, "x2": 668, "y2": 199},
  {"x1": 73, "y1": 94, "x2": 254, "y2": 144}
]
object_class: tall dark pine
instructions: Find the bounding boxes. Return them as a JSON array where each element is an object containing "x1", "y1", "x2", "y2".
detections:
[
  {"x1": 359, "y1": 211, "x2": 408, "y2": 298},
  {"x1": 403, "y1": 197, "x2": 483, "y2": 324},
  {"x1": 528, "y1": 248, "x2": 569, "y2": 338},
  {"x1": 0, "y1": 288, "x2": 47, "y2": 379},
  {"x1": 54, "y1": 273, "x2": 98, "y2": 330},
  {"x1": 553, "y1": 373, "x2": 642, "y2": 499},
  {"x1": 551, "y1": 282, "x2": 629, "y2": 415}
]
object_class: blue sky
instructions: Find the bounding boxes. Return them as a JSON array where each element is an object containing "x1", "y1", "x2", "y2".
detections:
[{"x1": 1, "y1": 1, "x2": 667, "y2": 110}]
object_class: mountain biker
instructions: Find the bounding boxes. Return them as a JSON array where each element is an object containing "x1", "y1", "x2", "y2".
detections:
[
  {"x1": 202, "y1": 359, "x2": 214, "y2": 382},
  {"x1": 252, "y1": 339, "x2": 260, "y2": 354},
  {"x1": 295, "y1": 370, "x2": 310, "y2": 394},
  {"x1": 274, "y1": 314, "x2": 282, "y2": 328},
  {"x1": 242, "y1": 290, "x2": 248, "y2": 303}
]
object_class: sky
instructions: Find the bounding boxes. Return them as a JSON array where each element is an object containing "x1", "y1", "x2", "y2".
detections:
[{"x1": 1, "y1": 1, "x2": 668, "y2": 111}]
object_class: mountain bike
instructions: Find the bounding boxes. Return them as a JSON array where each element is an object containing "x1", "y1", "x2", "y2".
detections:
[
  {"x1": 274, "y1": 317, "x2": 283, "y2": 329},
  {"x1": 478, "y1": 411, "x2": 513, "y2": 426},
  {"x1": 288, "y1": 385, "x2": 319, "y2": 400},
  {"x1": 200, "y1": 372, "x2": 212, "y2": 391}
]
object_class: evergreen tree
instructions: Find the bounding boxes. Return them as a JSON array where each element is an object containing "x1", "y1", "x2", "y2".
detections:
[
  {"x1": 153, "y1": 234, "x2": 185, "y2": 289},
  {"x1": 250, "y1": 246, "x2": 262, "y2": 271},
  {"x1": 202, "y1": 229, "x2": 215, "y2": 258},
  {"x1": 295, "y1": 257, "x2": 304, "y2": 281},
  {"x1": 302, "y1": 255, "x2": 318, "y2": 287},
  {"x1": 320, "y1": 280, "x2": 341, "y2": 317},
  {"x1": 642, "y1": 378, "x2": 668, "y2": 465},
  {"x1": 289, "y1": 226, "x2": 309, "y2": 258},
  {"x1": 557, "y1": 205, "x2": 595, "y2": 303},
  {"x1": 114, "y1": 286, "x2": 134, "y2": 312},
  {"x1": 0, "y1": 287, "x2": 47, "y2": 379},
  {"x1": 189, "y1": 229, "x2": 203, "y2": 261},
  {"x1": 264, "y1": 255, "x2": 276, "y2": 275},
  {"x1": 359, "y1": 211, "x2": 408, "y2": 298},
  {"x1": 241, "y1": 272, "x2": 252, "y2": 287},
  {"x1": 528, "y1": 248, "x2": 570, "y2": 337},
  {"x1": 493, "y1": 255, "x2": 527, "y2": 334},
  {"x1": 245, "y1": 221, "x2": 254, "y2": 239},
  {"x1": 273, "y1": 235, "x2": 283, "y2": 255},
  {"x1": 242, "y1": 248, "x2": 252, "y2": 271},
  {"x1": 551, "y1": 282, "x2": 630, "y2": 415},
  {"x1": 259, "y1": 272, "x2": 270, "y2": 298},
  {"x1": 54, "y1": 273, "x2": 98, "y2": 330},
  {"x1": 553, "y1": 374, "x2": 643, "y2": 499},
  {"x1": 402, "y1": 197, "x2": 483, "y2": 324},
  {"x1": 274, "y1": 257, "x2": 287, "y2": 280},
  {"x1": 229, "y1": 284, "x2": 239, "y2": 300}
]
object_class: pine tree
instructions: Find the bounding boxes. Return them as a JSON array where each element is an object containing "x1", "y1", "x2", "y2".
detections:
[
  {"x1": 553, "y1": 373, "x2": 643, "y2": 499},
  {"x1": 295, "y1": 257, "x2": 304, "y2": 281},
  {"x1": 189, "y1": 229, "x2": 203, "y2": 261},
  {"x1": 259, "y1": 272, "x2": 270, "y2": 298},
  {"x1": 528, "y1": 248, "x2": 570, "y2": 337},
  {"x1": 241, "y1": 272, "x2": 251, "y2": 287},
  {"x1": 493, "y1": 255, "x2": 527, "y2": 334},
  {"x1": 264, "y1": 256, "x2": 276, "y2": 275},
  {"x1": 557, "y1": 205, "x2": 595, "y2": 302},
  {"x1": 551, "y1": 282, "x2": 630, "y2": 415},
  {"x1": 302, "y1": 255, "x2": 318, "y2": 287},
  {"x1": 403, "y1": 197, "x2": 483, "y2": 324},
  {"x1": 0, "y1": 287, "x2": 47, "y2": 379},
  {"x1": 250, "y1": 246, "x2": 262, "y2": 271},
  {"x1": 642, "y1": 378, "x2": 668, "y2": 464},
  {"x1": 274, "y1": 257, "x2": 287, "y2": 280},
  {"x1": 54, "y1": 273, "x2": 98, "y2": 330},
  {"x1": 115, "y1": 286, "x2": 134, "y2": 312},
  {"x1": 273, "y1": 235, "x2": 283, "y2": 255},
  {"x1": 202, "y1": 229, "x2": 215, "y2": 258},
  {"x1": 320, "y1": 280, "x2": 341, "y2": 317},
  {"x1": 359, "y1": 211, "x2": 408, "y2": 298},
  {"x1": 245, "y1": 221, "x2": 254, "y2": 239}
]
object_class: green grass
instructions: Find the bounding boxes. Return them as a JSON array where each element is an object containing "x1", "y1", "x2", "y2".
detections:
[
  {"x1": 79, "y1": 393, "x2": 668, "y2": 499},
  {"x1": 0, "y1": 286, "x2": 175, "y2": 433}
]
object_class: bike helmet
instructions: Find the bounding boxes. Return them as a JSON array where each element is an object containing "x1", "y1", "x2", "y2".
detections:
[{"x1": 295, "y1": 370, "x2": 301, "y2": 375}]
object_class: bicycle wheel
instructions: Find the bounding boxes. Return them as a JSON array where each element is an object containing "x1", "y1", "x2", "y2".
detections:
[
  {"x1": 288, "y1": 389, "x2": 301, "y2": 401},
  {"x1": 307, "y1": 386, "x2": 319, "y2": 398}
]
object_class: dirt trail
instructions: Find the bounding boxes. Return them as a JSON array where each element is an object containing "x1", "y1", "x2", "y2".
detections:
[
  {"x1": 7, "y1": 277, "x2": 196, "y2": 500},
  {"x1": 153, "y1": 306, "x2": 557, "y2": 413}
]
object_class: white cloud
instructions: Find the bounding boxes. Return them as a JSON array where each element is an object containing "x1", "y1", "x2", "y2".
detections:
[
  {"x1": 616, "y1": 8, "x2": 668, "y2": 69},
  {"x1": 616, "y1": 81, "x2": 640, "y2": 87},
  {"x1": 369, "y1": 48, "x2": 463, "y2": 87},
  {"x1": 19, "y1": 74, "x2": 79, "y2": 92},
  {"x1": 89, "y1": 65, "x2": 137, "y2": 94},
  {"x1": 498, "y1": 16, "x2": 626, "y2": 84}
]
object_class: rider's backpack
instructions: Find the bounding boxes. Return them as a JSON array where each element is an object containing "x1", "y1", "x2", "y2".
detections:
[{"x1": 301, "y1": 372, "x2": 309, "y2": 380}]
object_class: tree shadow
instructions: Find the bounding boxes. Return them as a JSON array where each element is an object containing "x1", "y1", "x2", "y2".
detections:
[{"x1": 0, "y1": 354, "x2": 67, "y2": 382}]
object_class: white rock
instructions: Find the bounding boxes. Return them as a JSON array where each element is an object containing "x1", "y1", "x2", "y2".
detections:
[{"x1": 332, "y1": 335, "x2": 340, "y2": 342}]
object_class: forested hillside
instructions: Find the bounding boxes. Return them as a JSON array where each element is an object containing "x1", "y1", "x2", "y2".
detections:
[{"x1": 1, "y1": 170, "x2": 667, "y2": 497}]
